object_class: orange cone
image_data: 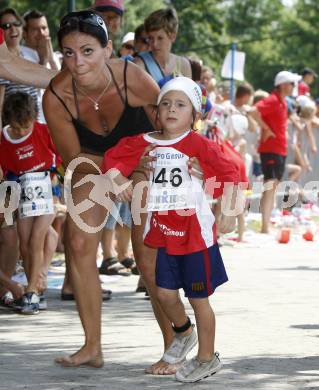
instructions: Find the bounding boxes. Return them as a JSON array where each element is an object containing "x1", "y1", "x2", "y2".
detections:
[
  {"x1": 302, "y1": 230, "x2": 314, "y2": 241},
  {"x1": 278, "y1": 228, "x2": 290, "y2": 244}
]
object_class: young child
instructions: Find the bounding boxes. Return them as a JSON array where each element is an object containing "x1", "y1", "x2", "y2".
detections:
[
  {"x1": 102, "y1": 77, "x2": 240, "y2": 383},
  {"x1": 0, "y1": 92, "x2": 60, "y2": 315}
]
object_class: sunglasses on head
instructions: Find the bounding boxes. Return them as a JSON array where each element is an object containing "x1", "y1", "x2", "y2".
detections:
[
  {"x1": 60, "y1": 10, "x2": 108, "y2": 38},
  {"x1": 1, "y1": 21, "x2": 22, "y2": 30},
  {"x1": 123, "y1": 43, "x2": 134, "y2": 50}
]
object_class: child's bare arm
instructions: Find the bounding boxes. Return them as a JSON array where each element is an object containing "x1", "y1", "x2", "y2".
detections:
[
  {"x1": 219, "y1": 184, "x2": 245, "y2": 234},
  {"x1": 305, "y1": 121, "x2": 317, "y2": 153}
]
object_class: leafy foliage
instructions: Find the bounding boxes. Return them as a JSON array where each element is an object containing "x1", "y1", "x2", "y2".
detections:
[{"x1": 0, "y1": 0, "x2": 318, "y2": 94}]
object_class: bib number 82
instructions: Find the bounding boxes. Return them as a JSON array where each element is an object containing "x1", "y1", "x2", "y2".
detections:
[
  {"x1": 21, "y1": 186, "x2": 44, "y2": 202},
  {"x1": 153, "y1": 167, "x2": 183, "y2": 187}
]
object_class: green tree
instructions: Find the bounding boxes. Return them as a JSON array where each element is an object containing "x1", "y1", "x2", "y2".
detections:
[
  {"x1": 224, "y1": 0, "x2": 287, "y2": 90},
  {"x1": 169, "y1": 0, "x2": 226, "y2": 72}
]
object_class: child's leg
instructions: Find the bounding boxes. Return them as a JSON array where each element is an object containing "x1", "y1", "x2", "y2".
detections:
[
  {"x1": 17, "y1": 217, "x2": 35, "y2": 281},
  {"x1": 40, "y1": 226, "x2": 58, "y2": 291},
  {"x1": 28, "y1": 214, "x2": 55, "y2": 293},
  {"x1": 157, "y1": 287, "x2": 192, "y2": 336},
  {"x1": 237, "y1": 212, "x2": 245, "y2": 242},
  {"x1": 189, "y1": 297, "x2": 215, "y2": 362}
]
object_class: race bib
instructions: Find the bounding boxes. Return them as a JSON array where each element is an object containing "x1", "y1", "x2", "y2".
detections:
[
  {"x1": 18, "y1": 172, "x2": 54, "y2": 218},
  {"x1": 147, "y1": 147, "x2": 196, "y2": 212}
]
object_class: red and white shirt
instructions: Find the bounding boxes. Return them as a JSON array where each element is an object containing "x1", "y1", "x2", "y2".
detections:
[
  {"x1": 103, "y1": 130, "x2": 239, "y2": 255},
  {"x1": 0, "y1": 122, "x2": 60, "y2": 176}
]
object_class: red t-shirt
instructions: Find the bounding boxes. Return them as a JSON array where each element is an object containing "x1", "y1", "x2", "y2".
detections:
[
  {"x1": 102, "y1": 131, "x2": 240, "y2": 255},
  {"x1": 0, "y1": 28, "x2": 4, "y2": 44},
  {"x1": 298, "y1": 81, "x2": 310, "y2": 96},
  {"x1": 256, "y1": 91, "x2": 288, "y2": 156},
  {"x1": 0, "y1": 122, "x2": 60, "y2": 176}
]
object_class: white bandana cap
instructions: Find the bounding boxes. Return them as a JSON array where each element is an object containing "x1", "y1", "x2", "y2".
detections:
[{"x1": 157, "y1": 76, "x2": 202, "y2": 113}]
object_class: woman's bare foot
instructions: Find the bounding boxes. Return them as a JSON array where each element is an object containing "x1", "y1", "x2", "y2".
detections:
[
  {"x1": 145, "y1": 359, "x2": 184, "y2": 375},
  {"x1": 55, "y1": 345, "x2": 104, "y2": 368}
]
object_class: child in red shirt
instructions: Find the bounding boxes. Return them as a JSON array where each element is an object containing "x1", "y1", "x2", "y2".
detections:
[
  {"x1": 0, "y1": 92, "x2": 60, "y2": 315},
  {"x1": 103, "y1": 77, "x2": 240, "y2": 383}
]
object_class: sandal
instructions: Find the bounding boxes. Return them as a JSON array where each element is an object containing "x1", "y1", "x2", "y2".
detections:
[
  {"x1": 99, "y1": 257, "x2": 131, "y2": 276},
  {"x1": 121, "y1": 257, "x2": 139, "y2": 275},
  {"x1": 61, "y1": 289, "x2": 112, "y2": 301},
  {"x1": 135, "y1": 286, "x2": 147, "y2": 293}
]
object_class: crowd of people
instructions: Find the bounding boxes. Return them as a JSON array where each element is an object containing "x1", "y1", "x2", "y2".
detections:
[{"x1": 0, "y1": 0, "x2": 318, "y2": 384}]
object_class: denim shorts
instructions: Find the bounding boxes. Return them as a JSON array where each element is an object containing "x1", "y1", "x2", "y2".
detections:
[{"x1": 105, "y1": 201, "x2": 132, "y2": 229}]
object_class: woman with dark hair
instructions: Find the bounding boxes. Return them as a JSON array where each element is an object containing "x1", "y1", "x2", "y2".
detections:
[{"x1": 43, "y1": 10, "x2": 159, "y2": 367}]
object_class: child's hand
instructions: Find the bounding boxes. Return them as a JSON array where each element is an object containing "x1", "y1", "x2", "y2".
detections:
[
  {"x1": 136, "y1": 143, "x2": 157, "y2": 176},
  {"x1": 261, "y1": 126, "x2": 276, "y2": 142}
]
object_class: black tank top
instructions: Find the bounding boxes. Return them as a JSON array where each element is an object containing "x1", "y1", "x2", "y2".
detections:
[{"x1": 49, "y1": 60, "x2": 152, "y2": 156}]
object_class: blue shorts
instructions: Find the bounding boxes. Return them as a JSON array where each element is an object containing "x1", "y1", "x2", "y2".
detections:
[
  {"x1": 156, "y1": 244, "x2": 228, "y2": 298},
  {"x1": 105, "y1": 201, "x2": 132, "y2": 229}
]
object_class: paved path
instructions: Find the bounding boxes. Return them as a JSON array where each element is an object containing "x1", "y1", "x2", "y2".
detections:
[{"x1": 1, "y1": 238, "x2": 319, "y2": 390}]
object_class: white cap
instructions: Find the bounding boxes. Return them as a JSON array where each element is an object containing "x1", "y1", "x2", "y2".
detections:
[
  {"x1": 157, "y1": 77, "x2": 202, "y2": 112},
  {"x1": 122, "y1": 32, "x2": 135, "y2": 45},
  {"x1": 274, "y1": 71, "x2": 301, "y2": 86}
]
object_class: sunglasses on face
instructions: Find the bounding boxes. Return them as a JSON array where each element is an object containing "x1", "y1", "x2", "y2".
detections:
[
  {"x1": 122, "y1": 43, "x2": 134, "y2": 50},
  {"x1": 1, "y1": 21, "x2": 22, "y2": 30}
]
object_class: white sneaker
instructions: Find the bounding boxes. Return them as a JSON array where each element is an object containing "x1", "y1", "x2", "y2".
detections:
[
  {"x1": 175, "y1": 352, "x2": 222, "y2": 383},
  {"x1": 162, "y1": 325, "x2": 197, "y2": 364}
]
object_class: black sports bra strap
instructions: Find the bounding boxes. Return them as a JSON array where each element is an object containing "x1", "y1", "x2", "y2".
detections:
[
  {"x1": 106, "y1": 62, "x2": 125, "y2": 106},
  {"x1": 72, "y1": 79, "x2": 81, "y2": 119},
  {"x1": 49, "y1": 81, "x2": 74, "y2": 119},
  {"x1": 123, "y1": 59, "x2": 129, "y2": 104}
]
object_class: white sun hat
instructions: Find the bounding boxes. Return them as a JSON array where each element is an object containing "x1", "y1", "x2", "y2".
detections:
[
  {"x1": 122, "y1": 32, "x2": 135, "y2": 44},
  {"x1": 157, "y1": 76, "x2": 202, "y2": 112}
]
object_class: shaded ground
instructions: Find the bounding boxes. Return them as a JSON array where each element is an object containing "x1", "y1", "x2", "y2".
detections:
[{"x1": 1, "y1": 238, "x2": 319, "y2": 389}]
